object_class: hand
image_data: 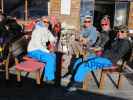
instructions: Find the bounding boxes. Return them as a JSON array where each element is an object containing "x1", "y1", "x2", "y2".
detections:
[
  {"x1": 79, "y1": 37, "x2": 87, "y2": 44},
  {"x1": 47, "y1": 42, "x2": 55, "y2": 52},
  {"x1": 93, "y1": 47, "x2": 102, "y2": 52}
]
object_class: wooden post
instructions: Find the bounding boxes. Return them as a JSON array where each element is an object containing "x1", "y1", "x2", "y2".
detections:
[
  {"x1": 5, "y1": 46, "x2": 12, "y2": 80},
  {"x1": 36, "y1": 70, "x2": 41, "y2": 85},
  {"x1": 128, "y1": 2, "x2": 133, "y2": 30},
  {"x1": 99, "y1": 70, "x2": 107, "y2": 89},
  {"x1": 117, "y1": 74, "x2": 124, "y2": 89},
  {"x1": 24, "y1": 0, "x2": 28, "y2": 20},
  {"x1": 0, "y1": 0, "x2": 4, "y2": 13},
  {"x1": 82, "y1": 73, "x2": 92, "y2": 91}
]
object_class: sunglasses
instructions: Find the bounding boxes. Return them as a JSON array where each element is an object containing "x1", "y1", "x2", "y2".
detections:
[
  {"x1": 117, "y1": 30, "x2": 125, "y2": 33},
  {"x1": 43, "y1": 21, "x2": 49, "y2": 23},
  {"x1": 101, "y1": 24, "x2": 107, "y2": 26},
  {"x1": 84, "y1": 20, "x2": 91, "y2": 23}
]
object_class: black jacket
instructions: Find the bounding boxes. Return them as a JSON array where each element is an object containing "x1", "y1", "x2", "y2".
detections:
[
  {"x1": 103, "y1": 38, "x2": 131, "y2": 64},
  {"x1": 95, "y1": 30, "x2": 116, "y2": 49}
]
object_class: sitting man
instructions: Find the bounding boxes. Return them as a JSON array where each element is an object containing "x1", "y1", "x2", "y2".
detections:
[
  {"x1": 80, "y1": 15, "x2": 98, "y2": 46},
  {"x1": 70, "y1": 15, "x2": 98, "y2": 56},
  {"x1": 95, "y1": 15, "x2": 116, "y2": 50},
  {"x1": 68, "y1": 25, "x2": 131, "y2": 91},
  {"x1": 27, "y1": 17, "x2": 57, "y2": 83}
]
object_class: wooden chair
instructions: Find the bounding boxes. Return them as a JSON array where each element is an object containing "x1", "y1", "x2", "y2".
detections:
[
  {"x1": 15, "y1": 56, "x2": 44, "y2": 85},
  {"x1": 99, "y1": 38, "x2": 133, "y2": 90},
  {"x1": 99, "y1": 54, "x2": 132, "y2": 90},
  {"x1": 82, "y1": 72, "x2": 93, "y2": 91},
  {"x1": 99, "y1": 63, "x2": 125, "y2": 89},
  {"x1": 0, "y1": 43, "x2": 11, "y2": 80},
  {"x1": 81, "y1": 51, "x2": 132, "y2": 91},
  {"x1": 8, "y1": 35, "x2": 45, "y2": 85},
  {"x1": 82, "y1": 58, "x2": 129, "y2": 91},
  {"x1": 4, "y1": 36, "x2": 29, "y2": 80}
]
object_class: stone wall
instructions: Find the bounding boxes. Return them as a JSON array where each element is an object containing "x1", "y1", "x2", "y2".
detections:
[
  {"x1": 128, "y1": 2, "x2": 133, "y2": 30},
  {"x1": 50, "y1": 0, "x2": 80, "y2": 30}
]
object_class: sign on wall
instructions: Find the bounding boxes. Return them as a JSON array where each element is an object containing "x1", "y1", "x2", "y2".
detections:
[
  {"x1": 80, "y1": 0, "x2": 94, "y2": 23},
  {"x1": 61, "y1": 0, "x2": 71, "y2": 15}
]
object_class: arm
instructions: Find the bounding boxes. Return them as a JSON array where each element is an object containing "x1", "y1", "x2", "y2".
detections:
[
  {"x1": 115, "y1": 40, "x2": 130, "y2": 60},
  {"x1": 104, "y1": 40, "x2": 130, "y2": 64},
  {"x1": 88, "y1": 27, "x2": 98, "y2": 45},
  {"x1": 47, "y1": 30, "x2": 57, "y2": 52},
  {"x1": 80, "y1": 27, "x2": 98, "y2": 46}
]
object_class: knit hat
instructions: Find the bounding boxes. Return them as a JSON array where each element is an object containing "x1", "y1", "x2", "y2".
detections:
[
  {"x1": 116, "y1": 25, "x2": 128, "y2": 32},
  {"x1": 84, "y1": 15, "x2": 92, "y2": 21}
]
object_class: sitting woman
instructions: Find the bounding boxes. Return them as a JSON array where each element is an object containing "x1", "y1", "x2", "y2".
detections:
[
  {"x1": 68, "y1": 25, "x2": 131, "y2": 91},
  {"x1": 52, "y1": 22, "x2": 61, "y2": 49},
  {"x1": 27, "y1": 17, "x2": 57, "y2": 83}
]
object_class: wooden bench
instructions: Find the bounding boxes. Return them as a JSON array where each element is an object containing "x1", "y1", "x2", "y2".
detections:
[
  {"x1": 99, "y1": 64, "x2": 125, "y2": 89},
  {"x1": 15, "y1": 56, "x2": 44, "y2": 85}
]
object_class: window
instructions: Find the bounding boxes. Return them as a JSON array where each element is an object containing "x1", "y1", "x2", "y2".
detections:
[{"x1": 61, "y1": 0, "x2": 71, "y2": 15}]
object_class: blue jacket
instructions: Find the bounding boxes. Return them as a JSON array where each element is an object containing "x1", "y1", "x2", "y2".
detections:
[{"x1": 80, "y1": 26, "x2": 97, "y2": 45}]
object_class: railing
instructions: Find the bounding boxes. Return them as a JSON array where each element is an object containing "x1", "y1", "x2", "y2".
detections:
[{"x1": 59, "y1": 28, "x2": 80, "y2": 55}]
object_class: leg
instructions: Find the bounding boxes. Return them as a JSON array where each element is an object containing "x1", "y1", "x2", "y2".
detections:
[
  {"x1": 67, "y1": 63, "x2": 91, "y2": 91},
  {"x1": 69, "y1": 58, "x2": 84, "y2": 82},
  {"x1": 74, "y1": 56, "x2": 112, "y2": 82},
  {"x1": 43, "y1": 53, "x2": 56, "y2": 81},
  {"x1": 73, "y1": 58, "x2": 83, "y2": 70},
  {"x1": 28, "y1": 50, "x2": 56, "y2": 81},
  {"x1": 74, "y1": 63, "x2": 91, "y2": 82}
]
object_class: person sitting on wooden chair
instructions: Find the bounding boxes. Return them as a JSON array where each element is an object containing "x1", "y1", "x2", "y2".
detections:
[
  {"x1": 67, "y1": 25, "x2": 131, "y2": 91},
  {"x1": 27, "y1": 17, "x2": 57, "y2": 84}
]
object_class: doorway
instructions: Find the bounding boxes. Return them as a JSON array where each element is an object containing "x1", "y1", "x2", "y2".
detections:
[{"x1": 94, "y1": 0, "x2": 115, "y2": 31}]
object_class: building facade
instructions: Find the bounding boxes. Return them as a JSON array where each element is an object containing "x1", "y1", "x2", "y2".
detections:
[
  {"x1": 128, "y1": 2, "x2": 133, "y2": 31},
  {"x1": 1, "y1": 0, "x2": 133, "y2": 31},
  {"x1": 50, "y1": 0, "x2": 81, "y2": 30},
  {"x1": 50, "y1": 0, "x2": 133, "y2": 30}
]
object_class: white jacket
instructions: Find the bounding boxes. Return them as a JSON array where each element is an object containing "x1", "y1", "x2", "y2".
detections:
[{"x1": 28, "y1": 22, "x2": 56, "y2": 53}]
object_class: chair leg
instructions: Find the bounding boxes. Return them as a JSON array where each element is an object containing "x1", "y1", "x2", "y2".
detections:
[
  {"x1": 16, "y1": 70, "x2": 21, "y2": 82},
  {"x1": 36, "y1": 70, "x2": 41, "y2": 85},
  {"x1": 5, "y1": 48, "x2": 11, "y2": 80},
  {"x1": 99, "y1": 70, "x2": 107, "y2": 89},
  {"x1": 82, "y1": 73, "x2": 92, "y2": 91},
  {"x1": 117, "y1": 73, "x2": 124, "y2": 89},
  {"x1": 5, "y1": 57, "x2": 10, "y2": 80}
]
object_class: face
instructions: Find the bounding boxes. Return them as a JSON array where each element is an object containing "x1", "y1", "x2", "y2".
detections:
[
  {"x1": 101, "y1": 18, "x2": 110, "y2": 31},
  {"x1": 83, "y1": 18, "x2": 92, "y2": 28},
  {"x1": 117, "y1": 30, "x2": 127, "y2": 39},
  {"x1": 101, "y1": 23, "x2": 110, "y2": 31},
  {"x1": 54, "y1": 26, "x2": 60, "y2": 33},
  {"x1": 43, "y1": 18, "x2": 49, "y2": 27}
]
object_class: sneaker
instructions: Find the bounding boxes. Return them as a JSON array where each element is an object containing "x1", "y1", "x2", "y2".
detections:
[
  {"x1": 62, "y1": 74, "x2": 72, "y2": 86},
  {"x1": 67, "y1": 86, "x2": 77, "y2": 92},
  {"x1": 72, "y1": 81, "x2": 83, "y2": 88},
  {"x1": 67, "y1": 81, "x2": 83, "y2": 92},
  {"x1": 62, "y1": 74, "x2": 72, "y2": 83},
  {"x1": 45, "y1": 80, "x2": 55, "y2": 85}
]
